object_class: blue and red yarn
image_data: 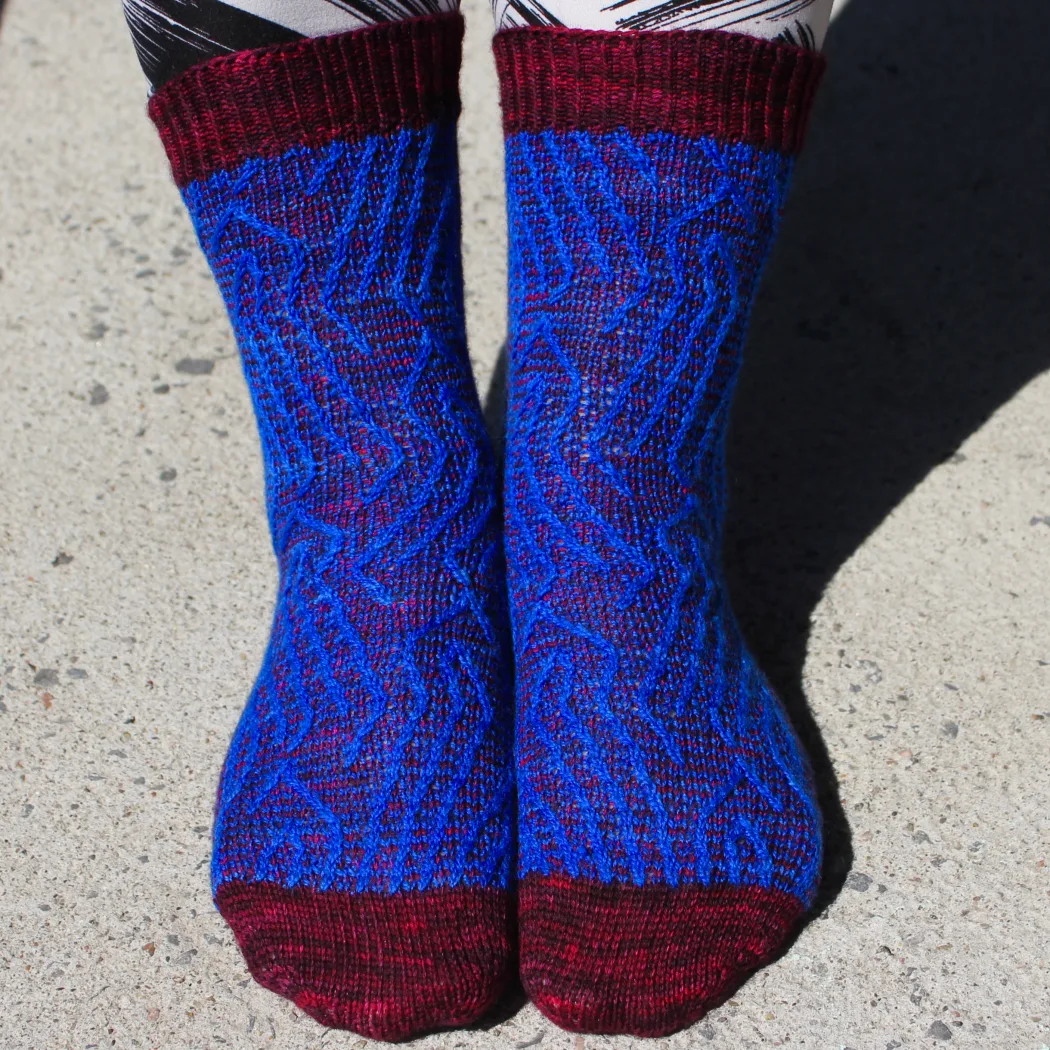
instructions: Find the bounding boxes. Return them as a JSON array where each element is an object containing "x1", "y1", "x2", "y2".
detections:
[
  {"x1": 146, "y1": 13, "x2": 829, "y2": 1039},
  {"x1": 149, "y1": 15, "x2": 515, "y2": 1040},
  {"x1": 495, "y1": 26, "x2": 827, "y2": 1035},
  {"x1": 505, "y1": 127, "x2": 819, "y2": 898},
  {"x1": 189, "y1": 127, "x2": 514, "y2": 899}
]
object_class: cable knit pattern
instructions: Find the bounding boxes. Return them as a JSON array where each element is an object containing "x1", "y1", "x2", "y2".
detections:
[
  {"x1": 189, "y1": 125, "x2": 514, "y2": 898},
  {"x1": 505, "y1": 126, "x2": 821, "y2": 903}
]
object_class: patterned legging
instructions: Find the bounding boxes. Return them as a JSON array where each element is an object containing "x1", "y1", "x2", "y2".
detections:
[
  {"x1": 125, "y1": 0, "x2": 833, "y2": 92},
  {"x1": 491, "y1": 0, "x2": 833, "y2": 43}
]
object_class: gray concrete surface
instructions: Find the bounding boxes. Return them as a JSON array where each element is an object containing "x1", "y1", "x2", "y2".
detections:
[{"x1": 2, "y1": 1, "x2": 1048, "y2": 1048}]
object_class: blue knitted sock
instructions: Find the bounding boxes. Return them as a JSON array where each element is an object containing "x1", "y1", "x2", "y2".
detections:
[
  {"x1": 495, "y1": 26, "x2": 827, "y2": 1035},
  {"x1": 147, "y1": 16, "x2": 514, "y2": 1040}
]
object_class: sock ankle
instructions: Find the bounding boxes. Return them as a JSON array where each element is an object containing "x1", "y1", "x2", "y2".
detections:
[
  {"x1": 496, "y1": 25, "x2": 826, "y2": 1036},
  {"x1": 148, "y1": 15, "x2": 515, "y2": 1039}
]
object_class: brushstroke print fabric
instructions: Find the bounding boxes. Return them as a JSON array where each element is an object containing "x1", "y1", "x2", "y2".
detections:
[
  {"x1": 490, "y1": 0, "x2": 833, "y2": 48},
  {"x1": 124, "y1": 0, "x2": 460, "y2": 90},
  {"x1": 125, "y1": 0, "x2": 829, "y2": 94}
]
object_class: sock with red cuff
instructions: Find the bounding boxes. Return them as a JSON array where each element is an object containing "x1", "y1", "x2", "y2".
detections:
[
  {"x1": 147, "y1": 15, "x2": 515, "y2": 1040},
  {"x1": 495, "y1": 27, "x2": 827, "y2": 1036}
]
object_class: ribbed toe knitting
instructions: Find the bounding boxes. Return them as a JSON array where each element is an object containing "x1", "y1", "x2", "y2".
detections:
[
  {"x1": 148, "y1": 16, "x2": 515, "y2": 1039},
  {"x1": 494, "y1": 27, "x2": 827, "y2": 1036}
]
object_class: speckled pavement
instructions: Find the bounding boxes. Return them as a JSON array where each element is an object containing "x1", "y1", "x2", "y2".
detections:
[{"x1": 1, "y1": 1, "x2": 1048, "y2": 1048}]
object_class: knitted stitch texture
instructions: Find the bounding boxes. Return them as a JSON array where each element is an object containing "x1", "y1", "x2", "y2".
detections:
[
  {"x1": 149, "y1": 16, "x2": 515, "y2": 1040},
  {"x1": 495, "y1": 26, "x2": 825, "y2": 1036}
]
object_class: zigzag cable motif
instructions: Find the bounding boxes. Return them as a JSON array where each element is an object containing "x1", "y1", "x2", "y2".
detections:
[
  {"x1": 185, "y1": 125, "x2": 514, "y2": 896},
  {"x1": 505, "y1": 128, "x2": 822, "y2": 903}
]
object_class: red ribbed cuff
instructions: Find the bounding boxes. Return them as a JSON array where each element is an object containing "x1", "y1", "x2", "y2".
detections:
[
  {"x1": 493, "y1": 27, "x2": 825, "y2": 154},
  {"x1": 149, "y1": 13, "x2": 464, "y2": 188}
]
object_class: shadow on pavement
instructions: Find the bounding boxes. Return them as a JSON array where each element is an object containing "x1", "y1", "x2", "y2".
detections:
[
  {"x1": 483, "y1": 0, "x2": 1050, "y2": 922},
  {"x1": 725, "y1": 0, "x2": 1050, "y2": 915}
]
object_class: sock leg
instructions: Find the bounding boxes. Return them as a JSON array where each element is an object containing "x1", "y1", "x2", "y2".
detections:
[
  {"x1": 495, "y1": 28, "x2": 826, "y2": 1036},
  {"x1": 146, "y1": 16, "x2": 515, "y2": 1039},
  {"x1": 492, "y1": 0, "x2": 834, "y2": 49},
  {"x1": 124, "y1": 0, "x2": 462, "y2": 91}
]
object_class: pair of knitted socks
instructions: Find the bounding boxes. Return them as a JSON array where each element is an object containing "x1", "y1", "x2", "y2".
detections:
[{"x1": 140, "y1": 10, "x2": 826, "y2": 1041}]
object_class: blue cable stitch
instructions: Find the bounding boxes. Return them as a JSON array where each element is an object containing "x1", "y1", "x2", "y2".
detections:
[
  {"x1": 506, "y1": 127, "x2": 820, "y2": 902},
  {"x1": 194, "y1": 127, "x2": 512, "y2": 896}
]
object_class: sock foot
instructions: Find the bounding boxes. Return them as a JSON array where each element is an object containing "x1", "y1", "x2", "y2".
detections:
[
  {"x1": 520, "y1": 876, "x2": 802, "y2": 1037},
  {"x1": 217, "y1": 882, "x2": 515, "y2": 1040}
]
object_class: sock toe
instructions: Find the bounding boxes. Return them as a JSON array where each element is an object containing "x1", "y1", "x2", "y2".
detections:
[
  {"x1": 519, "y1": 875, "x2": 804, "y2": 1037},
  {"x1": 216, "y1": 881, "x2": 516, "y2": 1041}
]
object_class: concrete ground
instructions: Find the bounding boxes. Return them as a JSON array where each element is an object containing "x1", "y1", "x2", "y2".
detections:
[{"x1": 2, "y1": 0, "x2": 1048, "y2": 1047}]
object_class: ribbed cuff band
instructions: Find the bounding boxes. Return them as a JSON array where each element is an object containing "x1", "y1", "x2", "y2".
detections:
[
  {"x1": 493, "y1": 27, "x2": 825, "y2": 154},
  {"x1": 149, "y1": 13, "x2": 464, "y2": 188}
]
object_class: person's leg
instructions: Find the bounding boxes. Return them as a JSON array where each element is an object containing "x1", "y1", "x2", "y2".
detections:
[
  {"x1": 129, "y1": 7, "x2": 516, "y2": 1040},
  {"x1": 493, "y1": 0, "x2": 833, "y2": 49},
  {"x1": 494, "y1": 6, "x2": 828, "y2": 1039},
  {"x1": 125, "y1": 0, "x2": 460, "y2": 91}
]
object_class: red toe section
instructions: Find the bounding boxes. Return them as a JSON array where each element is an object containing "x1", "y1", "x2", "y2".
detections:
[
  {"x1": 519, "y1": 875, "x2": 804, "y2": 1037},
  {"x1": 216, "y1": 881, "x2": 515, "y2": 1041}
]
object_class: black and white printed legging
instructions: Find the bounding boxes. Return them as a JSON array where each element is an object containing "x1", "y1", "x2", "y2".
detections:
[{"x1": 124, "y1": 0, "x2": 833, "y2": 92}]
